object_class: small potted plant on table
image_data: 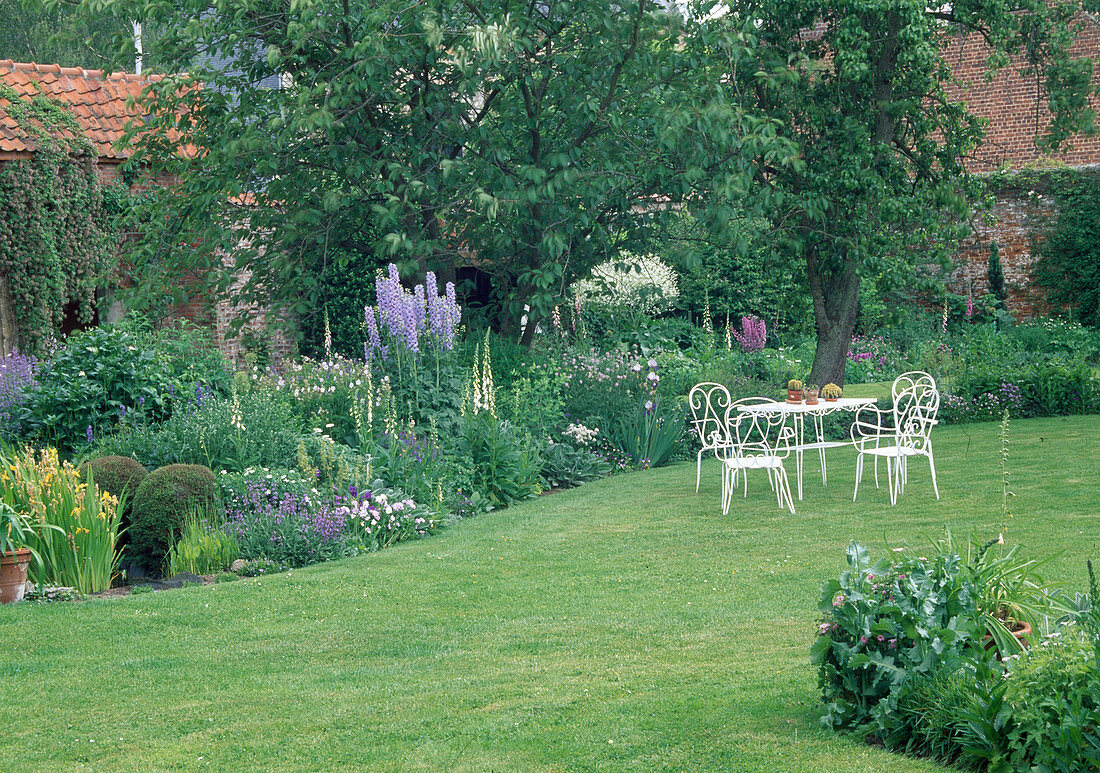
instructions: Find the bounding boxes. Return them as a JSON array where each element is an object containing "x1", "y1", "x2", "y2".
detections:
[
  {"x1": 787, "y1": 379, "x2": 803, "y2": 404},
  {"x1": 822, "y1": 383, "x2": 842, "y2": 402},
  {"x1": 804, "y1": 384, "x2": 820, "y2": 405}
]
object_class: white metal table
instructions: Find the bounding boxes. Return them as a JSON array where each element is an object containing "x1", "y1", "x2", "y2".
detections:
[{"x1": 737, "y1": 397, "x2": 877, "y2": 500}]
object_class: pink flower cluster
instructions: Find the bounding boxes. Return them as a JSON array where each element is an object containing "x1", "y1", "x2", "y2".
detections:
[{"x1": 731, "y1": 315, "x2": 766, "y2": 352}]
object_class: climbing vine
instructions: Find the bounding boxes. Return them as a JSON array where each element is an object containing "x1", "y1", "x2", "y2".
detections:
[
  {"x1": 0, "y1": 82, "x2": 115, "y2": 353},
  {"x1": 1030, "y1": 168, "x2": 1100, "y2": 327}
]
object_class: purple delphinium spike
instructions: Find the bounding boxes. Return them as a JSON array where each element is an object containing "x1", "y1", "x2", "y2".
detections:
[
  {"x1": 364, "y1": 306, "x2": 382, "y2": 360},
  {"x1": 413, "y1": 284, "x2": 427, "y2": 333},
  {"x1": 0, "y1": 350, "x2": 38, "y2": 434}
]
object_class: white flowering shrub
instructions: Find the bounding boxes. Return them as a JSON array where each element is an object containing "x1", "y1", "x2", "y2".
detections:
[{"x1": 573, "y1": 254, "x2": 680, "y2": 316}]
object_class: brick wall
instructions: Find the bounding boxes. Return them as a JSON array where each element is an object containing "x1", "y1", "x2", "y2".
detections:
[
  {"x1": 943, "y1": 19, "x2": 1100, "y2": 173},
  {"x1": 96, "y1": 161, "x2": 295, "y2": 364},
  {"x1": 949, "y1": 189, "x2": 1056, "y2": 320},
  {"x1": 943, "y1": 17, "x2": 1100, "y2": 318},
  {"x1": 213, "y1": 239, "x2": 295, "y2": 367}
]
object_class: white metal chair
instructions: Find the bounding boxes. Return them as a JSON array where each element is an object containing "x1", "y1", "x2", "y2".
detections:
[
  {"x1": 851, "y1": 380, "x2": 941, "y2": 505},
  {"x1": 892, "y1": 371, "x2": 938, "y2": 402},
  {"x1": 688, "y1": 383, "x2": 733, "y2": 492},
  {"x1": 720, "y1": 399, "x2": 796, "y2": 515},
  {"x1": 889, "y1": 372, "x2": 940, "y2": 494}
]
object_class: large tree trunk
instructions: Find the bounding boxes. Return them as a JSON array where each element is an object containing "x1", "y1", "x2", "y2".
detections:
[{"x1": 806, "y1": 247, "x2": 861, "y2": 387}]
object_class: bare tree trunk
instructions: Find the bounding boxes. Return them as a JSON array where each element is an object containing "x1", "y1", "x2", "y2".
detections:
[{"x1": 519, "y1": 304, "x2": 539, "y2": 346}]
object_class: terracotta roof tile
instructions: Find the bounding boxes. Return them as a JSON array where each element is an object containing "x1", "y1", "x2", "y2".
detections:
[{"x1": 0, "y1": 60, "x2": 163, "y2": 160}]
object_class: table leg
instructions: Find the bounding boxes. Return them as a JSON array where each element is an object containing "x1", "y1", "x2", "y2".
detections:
[
  {"x1": 795, "y1": 413, "x2": 805, "y2": 501},
  {"x1": 814, "y1": 412, "x2": 828, "y2": 486}
]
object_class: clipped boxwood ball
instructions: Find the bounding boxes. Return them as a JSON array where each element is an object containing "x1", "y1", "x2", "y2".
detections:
[
  {"x1": 129, "y1": 464, "x2": 218, "y2": 569},
  {"x1": 79, "y1": 455, "x2": 148, "y2": 522}
]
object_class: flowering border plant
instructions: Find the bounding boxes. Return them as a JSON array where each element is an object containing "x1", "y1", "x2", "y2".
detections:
[
  {"x1": 811, "y1": 540, "x2": 981, "y2": 737},
  {"x1": 334, "y1": 480, "x2": 436, "y2": 552}
]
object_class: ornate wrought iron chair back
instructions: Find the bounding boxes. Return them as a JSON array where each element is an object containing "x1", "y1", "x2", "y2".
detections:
[{"x1": 688, "y1": 382, "x2": 733, "y2": 492}]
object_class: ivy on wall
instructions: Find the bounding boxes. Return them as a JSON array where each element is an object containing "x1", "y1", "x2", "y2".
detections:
[
  {"x1": 1033, "y1": 169, "x2": 1100, "y2": 327},
  {"x1": 0, "y1": 83, "x2": 115, "y2": 353},
  {"x1": 993, "y1": 167, "x2": 1100, "y2": 328}
]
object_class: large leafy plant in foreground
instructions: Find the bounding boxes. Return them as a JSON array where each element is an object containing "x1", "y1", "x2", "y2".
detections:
[{"x1": 811, "y1": 540, "x2": 981, "y2": 735}]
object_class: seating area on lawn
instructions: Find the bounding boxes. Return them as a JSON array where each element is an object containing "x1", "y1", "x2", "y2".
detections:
[{"x1": 2, "y1": 415, "x2": 1096, "y2": 771}]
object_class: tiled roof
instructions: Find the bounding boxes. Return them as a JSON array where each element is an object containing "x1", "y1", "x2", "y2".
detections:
[{"x1": 0, "y1": 60, "x2": 161, "y2": 160}]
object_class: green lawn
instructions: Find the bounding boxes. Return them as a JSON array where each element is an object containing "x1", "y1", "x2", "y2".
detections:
[{"x1": 2, "y1": 416, "x2": 1098, "y2": 772}]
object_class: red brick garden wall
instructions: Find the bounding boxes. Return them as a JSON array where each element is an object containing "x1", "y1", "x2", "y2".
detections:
[
  {"x1": 948, "y1": 189, "x2": 1055, "y2": 319},
  {"x1": 942, "y1": 17, "x2": 1100, "y2": 318}
]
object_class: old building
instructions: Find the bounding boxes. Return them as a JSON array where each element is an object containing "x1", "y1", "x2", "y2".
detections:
[{"x1": 0, "y1": 60, "x2": 291, "y2": 361}]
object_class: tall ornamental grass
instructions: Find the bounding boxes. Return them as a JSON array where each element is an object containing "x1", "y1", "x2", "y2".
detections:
[{"x1": 0, "y1": 446, "x2": 122, "y2": 593}]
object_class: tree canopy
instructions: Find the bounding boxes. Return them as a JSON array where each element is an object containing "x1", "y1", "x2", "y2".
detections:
[
  {"x1": 54, "y1": 0, "x2": 1100, "y2": 369},
  {"x1": 88, "y1": 0, "x2": 727, "y2": 341},
  {"x1": 677, "y1": 0, "x2": 1098, "y2": 383}
]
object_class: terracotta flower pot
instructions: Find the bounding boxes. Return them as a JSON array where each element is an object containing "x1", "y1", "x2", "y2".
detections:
[
  {"x1": 983, "y1": 619, "x2": 1034, "y2": 659},
  {"x1": 0, "y1": 548, "x2": 32, "y2": 604},
  {"x1": 786, "y1": 389, "x2": 803, "y2": 404},
  {"x1": 804, "y1": 390, "x2": 820, "y2": 405}
]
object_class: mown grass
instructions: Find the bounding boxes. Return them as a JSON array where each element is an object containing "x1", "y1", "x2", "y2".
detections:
[{"x1": 2, "y1": 415, "x2": 1098, "y2": 772}]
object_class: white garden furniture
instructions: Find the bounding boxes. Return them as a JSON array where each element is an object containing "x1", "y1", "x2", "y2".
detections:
[
  {"x1": 720, "y1": 398, "x2": 796, "y2": 515},
  {"x1": 851, "y1": 376, "x2": 941, "y2": 505},
  {"x1": 688, "y1": 382, "x2": 733, "y2": 492},
  {"x1": 734, "y1": 397, "x2": 877, "y2": 500},
  {"x1": 892, "y1": 371, "x2": 938, "y2": 402}
]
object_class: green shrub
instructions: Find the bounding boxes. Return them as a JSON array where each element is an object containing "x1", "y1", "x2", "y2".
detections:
[
  {"x1": 19, "y1": 324, "x2": 177, "y2": 450},
  {"x1": 17, "y1": 320, "x2": 230, "y2": 451},
  {"x1": 92, "y1": 390, "x2": 303, "y2": 472},
  {"x1": 78, "y1": 455, "x2": 147, "y2": 526},
  {"x1": 129, "y1": 464, "x2": 219, "y2": 569},
  {"x1": 888, "y1": 661, "x2": 1000, "y2": 766},
  {"x1": 259, "y1": 355, "x2": 373, "y2": 450},
  {"x1": 368, "y1": 426, "x2": 447, "y2": 507},
  {"x1": 299, "y1": 245, "x2": 385, "y2": 359},
  {"x1": 1033, "y1": 169, "x2": 1100, "y2": 328},
  {"x1": 1001, "y1": 627, "x2": 1100, "y2": 771},
  {"x1": 654, "y1": 349, "x2": 776, "y2": 403},
  {"x1": 540, "y1": 442, "x2": 611, "y2": 489},
  {"x1": 456, "y1": 413, "x2": 541, "y2": 507},
  {"x1": 551, "y1": 347, "x2": 655, "y2": 429},
  {"x1": 498, "y1": 370, "x2": 566, "y2": 440},
  {"x1": 660, "y1": 211, "x2": 811, "y2": 336},
  {"x1": 947, "y1": 358, "x2": 1099, "y2": 422}
]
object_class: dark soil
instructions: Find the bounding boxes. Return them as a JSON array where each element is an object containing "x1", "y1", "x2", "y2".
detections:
[{"x1": 88, "y1": 572, "x2": 217, "y2": 599}]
